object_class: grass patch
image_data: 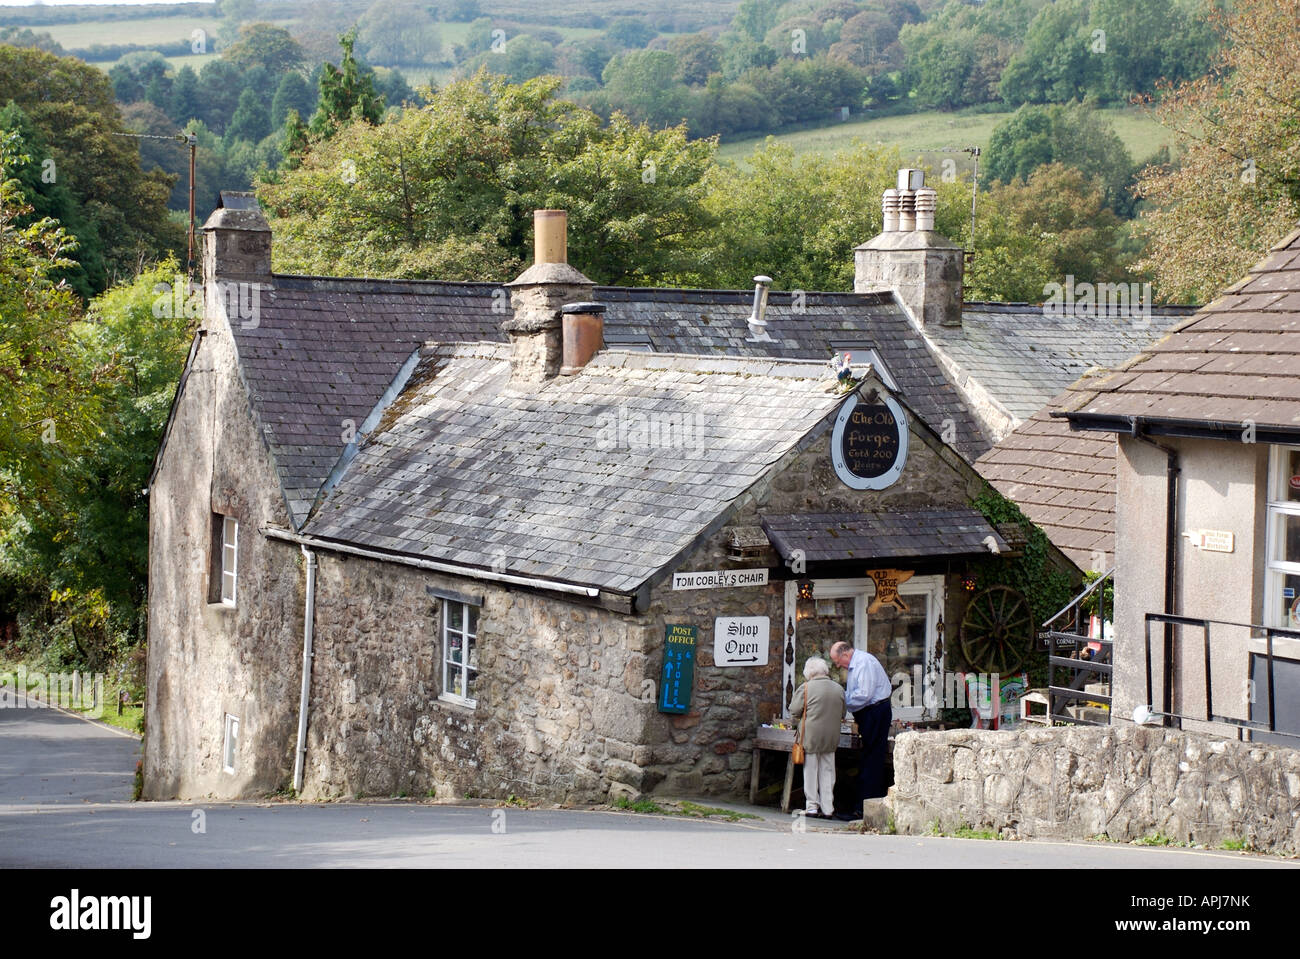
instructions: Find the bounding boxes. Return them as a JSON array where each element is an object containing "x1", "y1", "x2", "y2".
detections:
[
  {"x1": 1219, "y1": 837, "x2": 1252, "y2": 852},
  {"x1": 928, "y1": 819, "x2": 1003, "y2": 840},
  {"x1": 1134, "y1": 832, "x2": 1185, "y2": 847},
  {"x1": 613, "y1": 795, "x2": 666, "y2": 814},
  {"x1": 716, "y1": 104, "x2": 1174, "y2": 170}
]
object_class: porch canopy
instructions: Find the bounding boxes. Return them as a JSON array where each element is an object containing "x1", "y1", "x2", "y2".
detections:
[{"x1": 760, "y1": 508, "x2": 1007, "y2": 565}]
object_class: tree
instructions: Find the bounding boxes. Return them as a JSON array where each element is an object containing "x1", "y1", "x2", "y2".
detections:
[
  {"x1": 197, "y1": 59, "x2": 245, "y2": 134},
  {"x1": 224, "y1": 23, "x2": 304, "y2": 75},
  {"x1": 965, "y1": 163, "x2": 1136, "y2": 302},
  {"x1": 600, "y1": 51, "x2": 690, "y2": 127},
  {"x1": 270, "y1": 70, "x2": 316, "y2": 128},
  {"x1": 605, "y1": 17, "x2": 657, "y2": 50},
  {"x1": 985, "y1": 102, "x2": 1137, "y2": 215},
  {"x1": 259, "y1": 72, "x2": 717, "y2": 285},
  {"x1": 168, "y1": 65, "x2": 202, "y2": 125},
  {"x1": 227, "y1": 87, "x2": 271, "y2": 144},
  {"x1": 732, "y1": 0, "x2": 784, "y2": 42},
  {"x1": 0, "y1": 47, "x2": 180, "y2": 295},
  {"x1": 307, "y1": 31, "x2": 385, "y2": 141},
  {"x1": 0, "y1": 131, "x2": 93, "y2": 507},
  {"x1": 358, "y1": 0, "x2": 442, "y2": 66},
  {"x1": 679, "y1": 139, "x2": 968, "y2": 292},
  {"x1": 1133, "y1": 0, "x2": 1300, "y2": 302},
  {"x1": 668, "y1": 33, "x2": 720, "y2": 85},
  {"x1": 461, "y1": 34, "x2": 558, "y2": 84}
]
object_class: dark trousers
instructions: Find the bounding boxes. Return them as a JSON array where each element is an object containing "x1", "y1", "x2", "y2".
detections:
[{"x1": 852, "y1": 698, "x2": 892, "y2": 804}]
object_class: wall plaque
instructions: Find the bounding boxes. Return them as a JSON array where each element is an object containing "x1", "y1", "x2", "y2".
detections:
[
  {"x1": 867, "y1": 569, "x2": 914, "y2": 612},
  {"x1": 831, "y1": 389, "x2": 908, "y2": 490},
  {"x1": 659, "y1": 624, "x2": 697, "y2": 714}
]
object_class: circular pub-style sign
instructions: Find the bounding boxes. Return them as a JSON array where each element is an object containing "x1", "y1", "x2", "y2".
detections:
[{"x1": 831, "y1": 390, "x2": 909, "y2": 490}]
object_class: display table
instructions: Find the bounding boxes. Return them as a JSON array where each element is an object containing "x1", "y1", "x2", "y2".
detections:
[{"x1": 751, "y1": 724, "x2": 862, "y2": 813}]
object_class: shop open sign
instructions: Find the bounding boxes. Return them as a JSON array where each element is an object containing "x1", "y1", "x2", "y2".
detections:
[{"x1": 714, "y1": 616, "x2": 770, "y2": 666}]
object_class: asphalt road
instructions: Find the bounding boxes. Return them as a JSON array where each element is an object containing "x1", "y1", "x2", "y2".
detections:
[{"x1": 2, "y1": 700, "x2": 1297, "y2": 869}]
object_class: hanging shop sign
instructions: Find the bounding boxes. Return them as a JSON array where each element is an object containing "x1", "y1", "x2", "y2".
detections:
[
  {"x1": 867, "y1": 568, "x2": 914, "y2": 613},
  {"x1": 714, "y1": 616, "x2": 770, "y2": 666},
  {"x1": 672, "y1": 568, "x2": 769, "y2": 590},
  {"x1": 831, "y1": 389, "x2": 908, "y2": 490},
  {"x1": 659, "y1": 624, "x2": 697, "y2": 714}
]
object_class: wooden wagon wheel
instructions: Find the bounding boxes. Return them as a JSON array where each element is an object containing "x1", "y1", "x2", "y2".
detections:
[{"x1": 960, "y1": 586, "x2": 1034, "y2": 674}]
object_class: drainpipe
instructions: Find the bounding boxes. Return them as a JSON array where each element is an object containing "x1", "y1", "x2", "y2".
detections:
[
  {"x1": 293, "y1": 545, "x2": 317, "y2": 794},
  {"x1": 1128, "y1": 418, "x2": 1180, "y2": 728}
]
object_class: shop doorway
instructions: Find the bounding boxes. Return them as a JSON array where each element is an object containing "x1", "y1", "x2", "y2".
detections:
[{"x1": 789, "y1": 576, "x2": 944, "y2": 721}]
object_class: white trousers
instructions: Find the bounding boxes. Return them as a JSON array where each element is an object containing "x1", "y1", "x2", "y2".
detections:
[{"x1": 802, "y1": 751, "x2": 836, "y2": 814}]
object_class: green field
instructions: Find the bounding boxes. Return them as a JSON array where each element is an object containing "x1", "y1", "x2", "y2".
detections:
[
  {"x1": 717, "y1": 105, "x2": 1176, "y2": 168},
  {"x1": 39, "y1": 15, "x2": 230, "y2": 49}
]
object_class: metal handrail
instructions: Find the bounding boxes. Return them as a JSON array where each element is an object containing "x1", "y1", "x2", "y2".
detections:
[
  {"x1": 1143, "y1": 612, "x2": 1300, "y2": 739},
  {"x1": 1042, "y1": 567, "x2": 1116, "y2": 631}
]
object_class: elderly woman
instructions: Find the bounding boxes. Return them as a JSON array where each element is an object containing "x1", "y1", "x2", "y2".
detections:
[{"x1": 788, "y1": 656, "x2": 846, "y2": 819}]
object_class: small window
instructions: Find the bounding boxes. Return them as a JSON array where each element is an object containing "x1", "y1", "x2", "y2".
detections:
[
  {"x1": 222, "y1": 714, "x2": 239, "y2": 773},
  {"x1": 1266, "y1": 447, "x2": 1300, "y2": 630},
  {"x1": 440, "y1": 599, "x2": 479, "y2": 708},
  {"x1": 210, "y1": 514, "x2": 238, "y2": 606}
]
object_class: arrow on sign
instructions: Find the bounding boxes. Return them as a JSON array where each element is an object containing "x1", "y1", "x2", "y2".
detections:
[{"x1": 729, "y1": 656, "x2": 759, "y2": 663}]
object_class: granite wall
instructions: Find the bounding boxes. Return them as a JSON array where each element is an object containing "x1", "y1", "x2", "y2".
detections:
[{"x1": 890, "y1": 725, "x2": 1300, "y2": 853}]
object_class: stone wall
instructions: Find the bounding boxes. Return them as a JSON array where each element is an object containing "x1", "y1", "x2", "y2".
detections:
[
  {"x1": 890, "y1": 725, "x2": 1300, "y2": 854},
  {"x1": 145, "y1": 294, "x2": 305, "y2": 800}
]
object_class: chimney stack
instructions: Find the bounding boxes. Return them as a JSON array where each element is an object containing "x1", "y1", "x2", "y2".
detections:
[
  {"x1": 854, "y1": 169, "x2": 963, "y2": 329},
  {"x1": 201, "y1": 190, "x2": 272, "y2": 331},
  {"x1": 560, "y1": 302, "x2": 605, "y2": 374},
  {"x1": 504, "y1": 210, "x2": 596, "y2": 384}
]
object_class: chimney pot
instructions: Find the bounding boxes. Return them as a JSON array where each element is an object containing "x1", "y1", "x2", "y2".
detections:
[
  {"x1": 534, "y1": 209, "x2": 568, "y2": 265},
  {"x1": 897, "y1": 190, "x2": 916, "y2": 232},
  {"x1": 882, "y1": 189, "x2": 901, "y2": 233},
  {"x1": 559, "y1": 302, "x2": 605, "y2": 375},
  {"x1": 914, "y1": 187, "x2": 937, "y2": 232}
]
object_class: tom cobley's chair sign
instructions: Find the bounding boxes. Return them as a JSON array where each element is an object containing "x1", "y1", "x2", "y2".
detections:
[{"x1": 831, "y1": 387, "x2": 909, "y2": 490}]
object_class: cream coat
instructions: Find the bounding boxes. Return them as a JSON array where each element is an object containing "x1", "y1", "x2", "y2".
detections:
[{"x1": 789, "y1": 676, "x2": 847, "y2": 754}]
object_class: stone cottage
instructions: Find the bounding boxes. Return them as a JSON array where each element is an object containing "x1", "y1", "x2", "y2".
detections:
[{"x1": 145, "y1": 186, "x2": 1064, "y2": 803}]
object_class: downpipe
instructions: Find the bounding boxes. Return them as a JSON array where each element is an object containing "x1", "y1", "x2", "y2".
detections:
[{"x1": 293, "y1": 545, "x2": 317, "y2": 794}]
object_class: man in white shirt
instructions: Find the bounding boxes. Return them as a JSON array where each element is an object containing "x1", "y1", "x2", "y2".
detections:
[{"x1": 830, "y1": 641, "x2": 893, "y2": 820}]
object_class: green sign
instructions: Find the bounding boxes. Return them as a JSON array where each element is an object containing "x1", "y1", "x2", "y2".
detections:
[{"x1": 659, "y1": 624, "x2": 697, "y2": 714}]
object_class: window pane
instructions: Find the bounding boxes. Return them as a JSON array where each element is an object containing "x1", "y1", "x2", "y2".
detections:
[
  {"x1": 464, "y1": 668, "x2": 476, "y2": 701},
  {"x1": 1280, "y1": 449, "x2": 1300, "y2": 503},
  {"x1": 466, "y1": 633, "x2": 477, "y2": 670},
  {"x1": 467, "y1": 605, "x2": 478, "y2": 636},
  {"x1": 224, "y1": 517, "x2": 237, "y2": 548},
  {"x1": 448, "y1": 601, "x2": 463, "y2": 632},
  {"x1": 222, "y1": 571, "x2": 236, "y2": 604},
  {"x1": 869, "y1": 596, "x2": 929, "y2": 707},
  {"x1": 447, "y1": 631, "x2": 462, "y2": 664},
  {"x1": 1273, "y1": 511, "x2": 1300, "y2": 565},
  {"x1": 449, "y1": 665, "x2": 464, "y2": 699},
  {"x1": 1271, "y1": 571, "x2": 1300, "y2": 630},
  {"x1": 794, "y1": 593, "x2": 854, "y2": 682}
]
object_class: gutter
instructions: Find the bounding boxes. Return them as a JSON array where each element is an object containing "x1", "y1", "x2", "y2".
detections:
[
  {"x1": 1127, "y1": 416, "x2": 1180, "y2": 728},
  {"x1": 292, "y1": 545, "x2": 316, "y2": 794},
  {"x1": 261, "y1": 527, "x2": 602, "y2": 598}
]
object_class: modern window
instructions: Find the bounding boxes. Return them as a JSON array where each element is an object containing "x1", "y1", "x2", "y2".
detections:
[
  {"x1": 440, "y1": 599, "x2": 479, "y2": 708},
  {"x1": 222, "y1": 713, "x2": 239, "y2": 773},
  {"x1": 210, "y1": 513, "x2": 238, "y2": 606},
  {"x1": 1265, "y1": 446, "x2": 1300, "y2": 630}
]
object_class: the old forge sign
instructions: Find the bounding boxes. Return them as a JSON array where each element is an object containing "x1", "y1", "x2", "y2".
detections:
[{"x1": 831, "y1": 389, "x2": 908, "y2": 490}]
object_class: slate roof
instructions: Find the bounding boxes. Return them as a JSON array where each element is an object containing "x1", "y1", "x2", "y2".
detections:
[
  {"x1": 761, "y1": 509, "x2": 1007, "y2": 564},
  {"x1": 1057, "y1": 227, "x2": 1300, "y2": 434},
  {"x1": 232, "y1": 276, "x2": 991, "y2": 527},
  {"x1": 924, "y1": 302, "x2": 1195, "y2": 422},
  {"x1": 301, "y1": 345, "x2": 850, "y2": 594},
  {"x1": 976, "y1": 399, "x2": 1116, "y2": 569}
]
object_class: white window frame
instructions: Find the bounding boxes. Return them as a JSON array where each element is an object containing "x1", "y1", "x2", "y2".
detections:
[
  {"x1": 222, "y1": 713, "x2": 239, "y2": 774},
  {"x1": 1265, "y1": 446, "x2": 1300, "y2": 631},
  {"x1": 438, "y1": 598, "x2": 479, "y2": 709},
  {"x1": 220, "y1": 516, "x2": 238, "y2": 606}
]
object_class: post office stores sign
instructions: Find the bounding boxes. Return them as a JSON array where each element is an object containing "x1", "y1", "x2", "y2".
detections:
[
  {"x1": 831, "y1": 389, "x2": 908, "y2": 490},
  {"x1": 714, "y1": 616, "x2": 769, "y2": 667}
]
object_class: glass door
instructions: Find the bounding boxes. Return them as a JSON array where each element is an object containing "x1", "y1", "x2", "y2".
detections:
[{"x1": 865, "y1": 575, "x2": 944, "y2": 721}]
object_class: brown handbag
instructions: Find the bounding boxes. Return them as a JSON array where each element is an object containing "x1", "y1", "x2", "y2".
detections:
[{"x1": 792, "y1": 690, "x2": 808, "y2": 765}]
